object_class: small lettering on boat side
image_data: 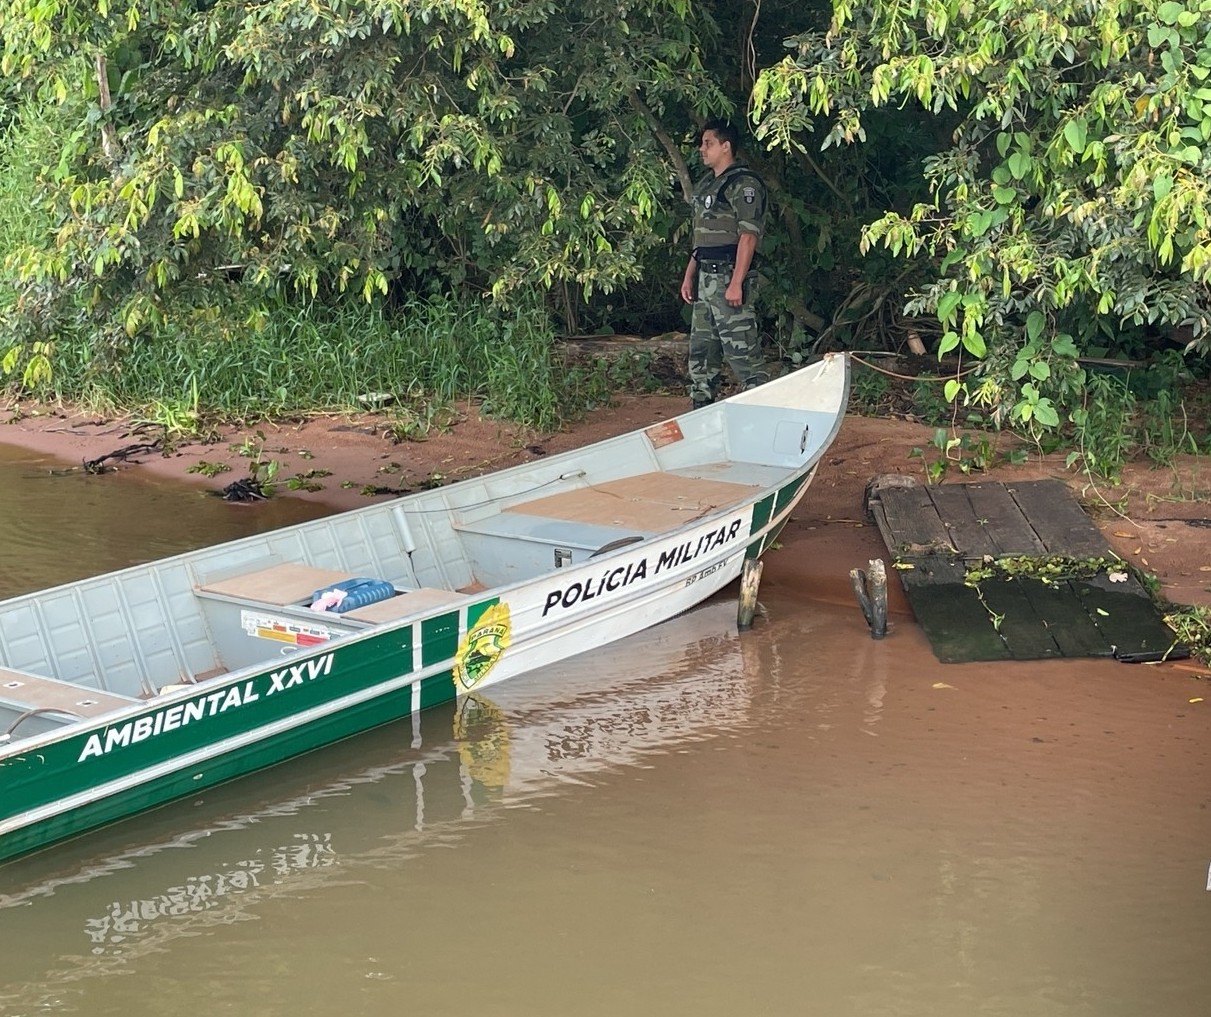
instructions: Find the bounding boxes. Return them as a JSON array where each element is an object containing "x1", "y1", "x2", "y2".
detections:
[
  {"x1": 541, "y1": 516, "x2": 744, "y2": 617},
  {"x1": 76, "y1": 653, "x2": 337, "y2": 762},
  {"x1": 684, "y1": 559, "x2": 727, "y2": 586},
  {"x1": 241, "y1": 611, "x2": 333, "y2": 646}
]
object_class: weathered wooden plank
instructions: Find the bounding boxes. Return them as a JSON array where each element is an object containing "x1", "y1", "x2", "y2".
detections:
[
  {"x1": 867, "y1": 478, "x2": 1185, "y2": 663},
  {"x1": 892, "y1": 553, "x2": 967, "y2": 588},
  {"x1": 1074, "y1": 574, "x2": 1188, "y2": 662},
  {"x1": 895, "y1": 554, "x2": 1012, "y2": 661},
  {"x1": 0, "y1": 668, "x2": 137, "y2": 717},
  {"x1": 964, "y1": 483, "x2": 1048, "y2": 556},
  {"x1": 927, "y1": 485, "x2": 1001, "y2": 559},
  {"x1": 515, "y1": 472, "x2": 757, "y2": 530},
  {"x1": 895, "y1": 578, "x2": 1013, "y2": 662},
  {"x1": 872, "y1": 486, "x2": 955, "y2": 556},
  {"x1": 1007, "y1": 480, "x2": 1111, "y2": 558},
  {"x1": 1021, "y1": 579, "x2": 1117, "y2": 658},
  {"x1": 975, "y1": 579, "x2": 1066, "y2": 660},
  {"x1": 197, "y1": 564, "x2": 354, "y2": 606}
]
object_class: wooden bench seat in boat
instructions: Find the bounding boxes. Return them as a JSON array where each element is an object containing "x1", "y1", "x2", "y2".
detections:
[
  {"x1": 509, "y1": 473, "x2": 760, "y2": 532},
  {"x1": 194, "y1": 562, "x2": 466, "y2": 626},
  {"x1": 340, "y1": 587, "x2": 470, "y2": 623},
  {"x1": 195, "y1": 563, "x2": 357, "y2": 607},
  {"x1": 457, "y1": 472, "x2": 762, "y2": 546},
  {"x1": 0, "y1": 666, "x2": 137, "y2": 720},
  {"x1": 452, "y1": 511, "x2": 642, "y2": 552},
  {"x1": 449, "y1": 473, "x2": 765, "y2": 587}
]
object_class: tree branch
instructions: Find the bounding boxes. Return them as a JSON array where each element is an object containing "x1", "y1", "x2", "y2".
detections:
[
  {"x1": 628, "y1": 90, "x2": 693, "y2": 203},
  {"x1": 94, "y1": 53, "x2": 119, "y2": 169},
  {"x1": 792, "y1": 144, "x2": 850, "y2": 207}
]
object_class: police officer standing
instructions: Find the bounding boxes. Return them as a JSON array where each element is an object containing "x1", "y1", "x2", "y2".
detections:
[{"x1": 679, "y1": 120, "x2": 769, "y2": 408}]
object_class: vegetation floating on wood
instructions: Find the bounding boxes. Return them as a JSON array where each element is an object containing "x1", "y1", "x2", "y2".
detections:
[{"x1": 963, "y1": 555, "x2": 1122, "y2": 588}]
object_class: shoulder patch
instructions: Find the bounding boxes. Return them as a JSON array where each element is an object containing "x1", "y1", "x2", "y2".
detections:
[{"x1": 741, "y1": 186, "x2": 756, "y2": 204}]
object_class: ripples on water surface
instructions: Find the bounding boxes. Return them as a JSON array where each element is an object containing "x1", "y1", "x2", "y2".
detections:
[
  {"x1": 0, "y1": 441, "x2": 328, "y2": 596},
  {"x1": 2, "y1": 444, "x2": 1211, "y2": 1016}
]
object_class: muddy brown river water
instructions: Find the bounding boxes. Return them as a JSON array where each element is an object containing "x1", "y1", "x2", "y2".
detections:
[{"x1": 1, "y1": 440, "x2": 1210, "y2": 1017}]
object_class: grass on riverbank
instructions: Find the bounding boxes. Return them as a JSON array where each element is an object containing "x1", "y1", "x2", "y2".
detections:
[{"x1": 5, "y1": 294, "x2": 663, "y2": 434}]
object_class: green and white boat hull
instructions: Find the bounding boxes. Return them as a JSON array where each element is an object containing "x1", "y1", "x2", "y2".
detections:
[{"x1": 0, "y1": 355, "x2": 850, "y2": 863}]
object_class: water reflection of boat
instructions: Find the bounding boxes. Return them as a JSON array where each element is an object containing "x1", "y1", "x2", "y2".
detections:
[
  {"x1": 0, "y1": 357, "x2": 848, "y2": 863},
  {"x1": 0, "y1": 598, "x2": 752, "y2": 997}
]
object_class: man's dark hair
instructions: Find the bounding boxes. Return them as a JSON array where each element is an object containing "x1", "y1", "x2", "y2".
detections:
[{"x1": 699, "y1": 119, "x2": 741, "y2": 154}]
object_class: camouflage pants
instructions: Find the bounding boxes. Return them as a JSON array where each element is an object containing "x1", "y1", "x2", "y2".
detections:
[{"x1": 688, "y1": 268, "x2": 768, "y2": 404}]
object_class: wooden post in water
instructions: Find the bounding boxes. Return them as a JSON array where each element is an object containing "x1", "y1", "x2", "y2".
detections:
[
  {"x1": 867, "y1": 558, "x2": 888, "y2": 638},
  {"x1": 737, "y1": 559, "x2": 763, "y2": 631},
  {"x1": 850, "y1": 565, "x2": 873, "y2": 627},
  {"x1": 850, "y1": 558, "x2": 888, "y2": 639}
]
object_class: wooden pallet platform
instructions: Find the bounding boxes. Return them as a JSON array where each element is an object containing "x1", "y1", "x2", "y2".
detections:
[{"x1": 866, "y1": 477, "x2": 1186, "y2": 664}]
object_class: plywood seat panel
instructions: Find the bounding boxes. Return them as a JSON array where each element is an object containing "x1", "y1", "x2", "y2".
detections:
[
  {"x1": 196, "y1": 564, "x2": 355, "y2": 606},
  {"x1": 342, "y1": 588, "x2": 470, "y2": 623},
  {"x1": 0, "y1": 667, "x2": 137, "y2": 718},
  {"x1": 508, "y1": 472, "x2": 759, "y2": 532}
]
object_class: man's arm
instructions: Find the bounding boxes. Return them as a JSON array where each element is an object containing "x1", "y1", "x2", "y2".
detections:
[
  {"x1": 680, "y1": 254, "x2": 699, "y2": 304},
  {"x1": 725, "y1": 233, "x2": 757, "y2": 308},
  {"x1": 725, "y1": 172, "x2": 765, "y2": 307}
]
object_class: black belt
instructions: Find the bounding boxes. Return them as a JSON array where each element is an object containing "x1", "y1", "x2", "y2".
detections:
[{"x1": 697, "y1": 260, "x2": 734, "y2": 274}]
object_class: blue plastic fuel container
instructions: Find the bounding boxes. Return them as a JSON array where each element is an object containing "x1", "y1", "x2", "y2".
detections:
[{"x1": 311, "y1": 577, "x2": 396, "y2": 613}]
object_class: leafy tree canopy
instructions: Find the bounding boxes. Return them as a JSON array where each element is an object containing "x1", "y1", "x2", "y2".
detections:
[
  {"x1": 754, "y1": 0, "x2": 1211, "y2": 428},
  {"x1": 0, "y1": 0, "x2": 731, "y2": 341},
  {"x1": 12, "y1": 0, "x2": 1210, "y2": 453}
]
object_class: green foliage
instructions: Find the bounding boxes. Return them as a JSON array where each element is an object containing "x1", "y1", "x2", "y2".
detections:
[
  {"x1": 0, "y1": 90, "x2": 77, "y2": 387},
  {"x1": 284, "y1": 468, "x2": 331, "y2": 493},
  {"x1": 0, "y1": 340, "x2": 53, "y2": 391},
  {"x1": 133, "y1": 374, "x2": 203, "y2": 438},
  {"x1": 966, "y1": 555, "x2": 1117, "y2": 586},
  {"x1": 0, "y1": 0, "x2": 886, "y2": 363},
  {"x1": 12, "y1": 0, "x2": 1211, "y2": 462},
  {"x1": 5, "y1": 290, "x2": 620, "y2": 430},
  {"x1": 383, "y1": 403, "x2": 460, "y2": 444},
  {"x1": 227, "y1": 431, "x2": 281, "y2": 499},
  {"x1": 233, "y1": 443, "x2": 278, "y2": 498},
  {"x1": 908, "y1": 428, "x2": 997, "y2": 484},
  {"x1": 1065, "y1": 372, "x2": 1138, "y2": 481},
  {"x1": 0, "y1": 98, "x2": 52, "y2": 293},
  {"x1": 1139, "y1": 387, "x2": 1203, "y2": 466},
  {"x1": 754, "y1": 0, "x2": 1211, "y2": 444},
  {"x1": 186, "y1": 461, "x2": 232, "y2": 478},
  {"x1": 247, "y1": 456, "x2": 280, "y2": 499},
  {"x1": 0, "y1": 0, "x2": 730, "y2": 349},
  {"x1": 1164, "y1": 605, "x2": 1211, "y2": 665},
  {"x1": 847, "y1": 359, "x2": 893, "y2": 412},
  {"x1": 479, "y1": 307, "x2": 563, "y2": 430},
  {"x1": 908, "y1": 374, "x2": 951, "y2": 426}
]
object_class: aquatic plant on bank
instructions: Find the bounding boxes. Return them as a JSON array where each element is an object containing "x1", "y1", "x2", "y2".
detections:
[{"x1": 1164, "y1": 606, "x2": 1211, "y2": 668}]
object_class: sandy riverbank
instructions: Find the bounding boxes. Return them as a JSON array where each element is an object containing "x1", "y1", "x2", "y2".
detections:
[{"x1": 5, "y1": 395, "x2": 1211, "y2": 611}]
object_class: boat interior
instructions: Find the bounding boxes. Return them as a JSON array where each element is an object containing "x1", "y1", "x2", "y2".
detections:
[{"x1": 0, "y1": 389, "x2": 844, "y2": 747}]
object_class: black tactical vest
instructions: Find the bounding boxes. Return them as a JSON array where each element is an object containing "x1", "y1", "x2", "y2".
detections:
[{"x1": 691, "y1": 163, "x2": 763, "y2": 256}]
